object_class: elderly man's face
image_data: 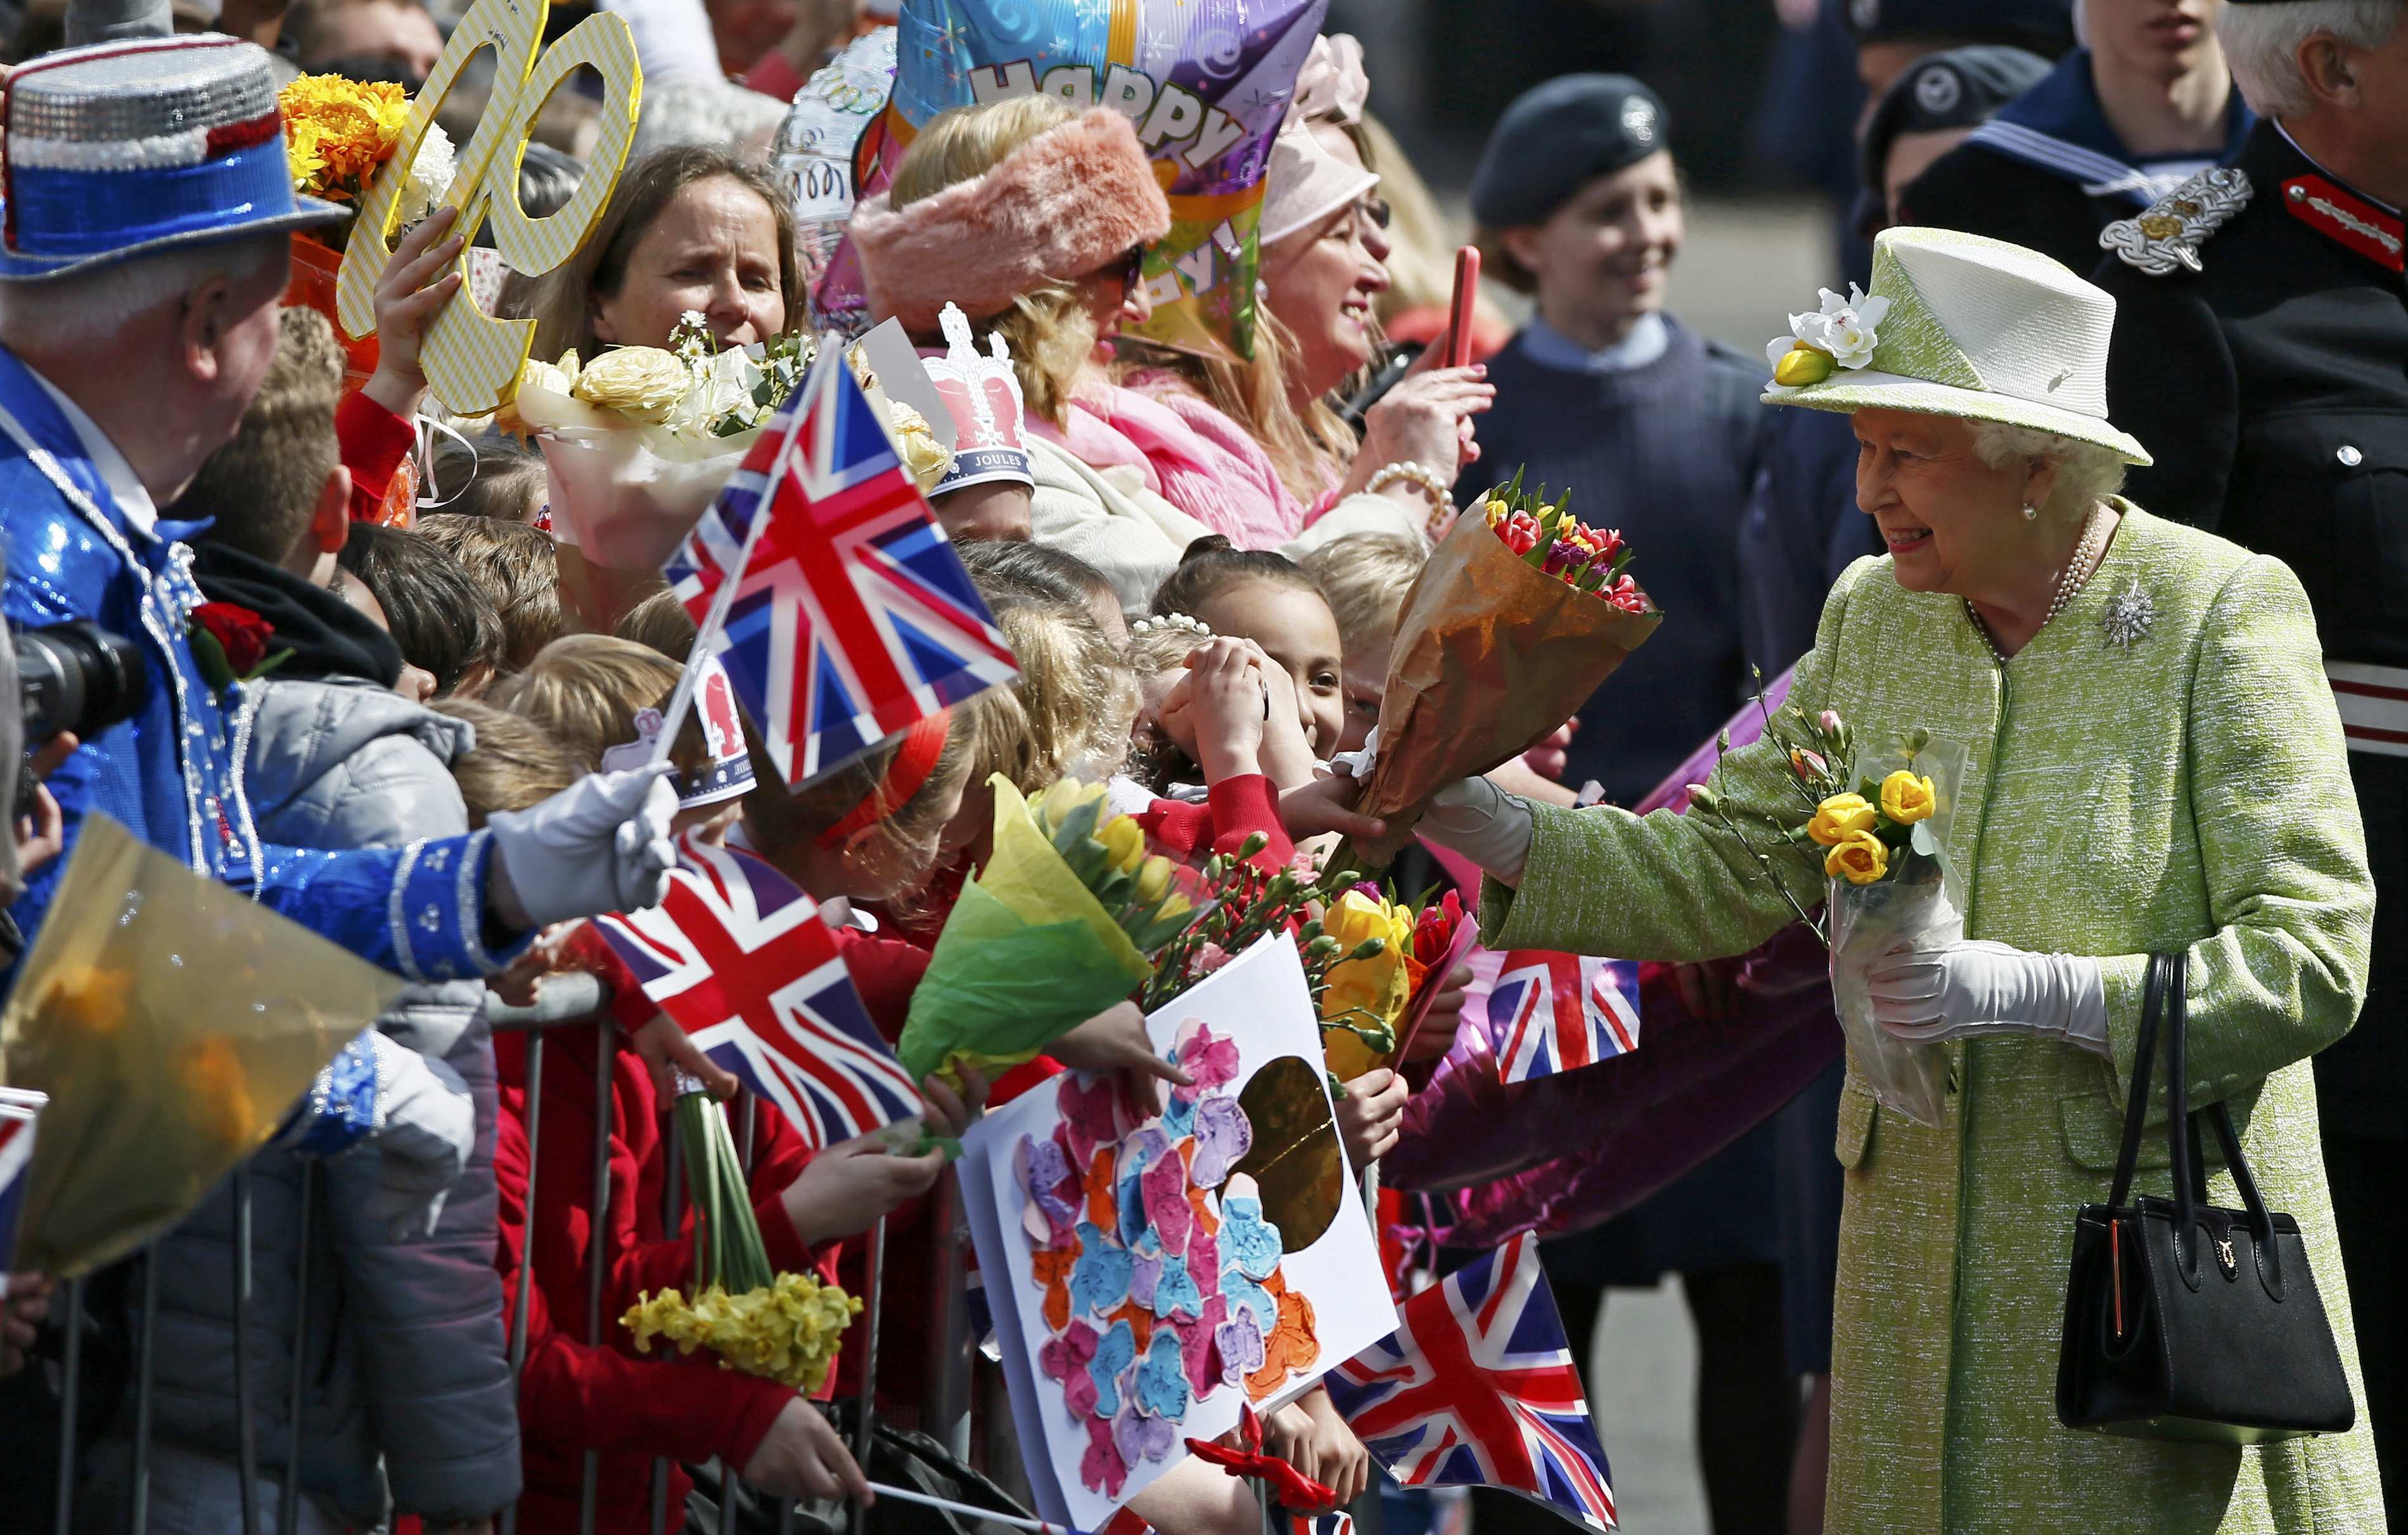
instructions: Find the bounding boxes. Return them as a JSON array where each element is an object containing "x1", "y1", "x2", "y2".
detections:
[{"x1": 304, "y1": 0, "x2": 444, "y2": 82}]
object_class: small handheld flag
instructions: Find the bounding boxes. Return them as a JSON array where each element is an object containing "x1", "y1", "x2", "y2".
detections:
[
  {"x1": 1487, "y1": 953, "x2": 1639, "y2": 1085},
  {"x1": 0, "y1": 1088, "x2": 44, "y2": 1280},
  {"x1": 663, "y1": 340, "x2": 1016, "y2": 787},
  {"x1": 1326, "y1": 1233, "x2": 1617, "y2": 1530},
  {"x1": 593, "y1": 837, "x2": 920, "y2": 1148}
]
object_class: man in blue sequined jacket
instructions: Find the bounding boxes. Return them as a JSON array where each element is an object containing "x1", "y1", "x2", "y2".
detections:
[{"x1": 0, "y1": 39, "x2": 679, "y2": 1122}]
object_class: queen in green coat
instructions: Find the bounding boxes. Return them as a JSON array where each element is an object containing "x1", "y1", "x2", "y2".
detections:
[{"x1": 1406, "y1": 228, "x2": 2385, "y2": 1531}]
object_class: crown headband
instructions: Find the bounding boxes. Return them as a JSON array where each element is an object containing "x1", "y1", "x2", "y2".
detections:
[{"x1": 1131, "y1": 613, "x2": 1212, "y2": 638}]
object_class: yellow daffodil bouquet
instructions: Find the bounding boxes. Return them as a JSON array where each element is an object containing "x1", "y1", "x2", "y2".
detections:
[
  {"x1": 623, "y1": 1079, "x2": 860, "y2": 1392},
  {"x1": 898, "y1": 779, "x2": 1212, "y2": 1088}
]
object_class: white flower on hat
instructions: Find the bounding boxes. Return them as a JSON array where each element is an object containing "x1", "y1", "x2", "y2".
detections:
[{"x1": 1765, "y1": 283, "x2": 1892, "y2": 385}]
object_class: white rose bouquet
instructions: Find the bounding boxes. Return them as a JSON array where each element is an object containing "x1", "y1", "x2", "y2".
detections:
[{"x1": 505, "y1": 317, "x2": 952, "y2": 628}]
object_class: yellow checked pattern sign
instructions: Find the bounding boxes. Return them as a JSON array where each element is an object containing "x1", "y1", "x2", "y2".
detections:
[{"x1": 337, "y1": 0, "x2": 643, "y2": 416}]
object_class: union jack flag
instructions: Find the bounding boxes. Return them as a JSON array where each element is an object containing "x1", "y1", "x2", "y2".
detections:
[
  {"x1": 1287, "y1": 1515, "x2": 1352, "y2": 1535},
  {"x1": 664, "y1": 344, "x2": 1016, "y2": 787},
  {"x1": 592, "y1": 838, "x2": 920, "y2": 1148},
  {"x1": 0, "y1": 1089, "x2": 44, "y2": 1271},
  {"x1": 1325, "y1": 1233, "x2": 1617, "y2": 1531},
  {"x1": 1487, "y1": 953, "x2": 1640, "y2": 1085}
]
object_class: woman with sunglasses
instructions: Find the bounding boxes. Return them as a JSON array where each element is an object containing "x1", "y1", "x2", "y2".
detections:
[
  {"x1": 1114, "y1": 35, "x2": 1495, "y2": 555},
  {"x1": 855, "y1": 96, "x2": 1257, "y2": 606}
]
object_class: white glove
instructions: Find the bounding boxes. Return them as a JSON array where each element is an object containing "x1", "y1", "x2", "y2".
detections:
[
  {"x1": 1414, "y1": 775, "x2": 1535, "y2": 885},
  {"x1": 1867, "y1": 938, "x2": 2111, "y2": 1058},
  {"x1": 489, "y1": 764, "x2": 680, "y2": 928},
  {"x1": 357, "y1": 1031, "x2": 474, "y2": 1238}
]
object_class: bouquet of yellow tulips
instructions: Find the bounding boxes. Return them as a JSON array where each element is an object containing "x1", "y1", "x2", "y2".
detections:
[
  {"x1": 897, "y1": 779, "x2": 1210, "y2": 1087},
  {"x1": 622, "y1": 1082, "x2": 859, "y2": 1390}
]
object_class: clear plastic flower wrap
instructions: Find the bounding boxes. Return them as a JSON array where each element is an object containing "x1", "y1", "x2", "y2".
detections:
[{"x1": 1822, "y1": 736, "x2": 1969, "y2": 1128}]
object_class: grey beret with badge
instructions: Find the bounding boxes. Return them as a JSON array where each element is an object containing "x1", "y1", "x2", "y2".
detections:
[
  {"x1": 1855, "y1": 44, "x2": 2053, "y2": 236},
  {"x1": 1469, "y1": 74, "x2": 1669, "y2": 230}
]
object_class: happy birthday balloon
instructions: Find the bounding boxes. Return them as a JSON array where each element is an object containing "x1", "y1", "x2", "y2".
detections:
[{"x1": 836, "y1": 0, "x2": 1328, "y2": 361}]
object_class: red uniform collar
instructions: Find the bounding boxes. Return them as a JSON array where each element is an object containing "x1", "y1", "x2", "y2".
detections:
[
  {"x1": 2284, "y1": 172, "x2": 2405, "y2": 273},
  {"x1": 2271, "y1": 122, "x2": 2404, "y2": 274}
]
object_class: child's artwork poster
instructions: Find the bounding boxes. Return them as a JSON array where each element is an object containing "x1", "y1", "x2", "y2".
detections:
[{"x1": 957, "y1": 937, "x2": 1396, "y2": 1529}]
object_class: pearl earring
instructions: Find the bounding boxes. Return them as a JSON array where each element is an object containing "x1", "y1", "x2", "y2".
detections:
[{"x1": 2022, "y1": 502, "x2": 2039, "y2": 520}]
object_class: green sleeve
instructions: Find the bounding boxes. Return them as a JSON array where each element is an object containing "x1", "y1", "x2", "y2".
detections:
[
  {"x1": 2101, "y1": 555, "x2": 2374, "y2": 1111},
  {"x1": 1476, "y1": 561, "x2": 1872, "y2": 962}
]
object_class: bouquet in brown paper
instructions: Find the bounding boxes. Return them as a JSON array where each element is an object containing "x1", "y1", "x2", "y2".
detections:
[
  {"x1": 0, "y1": 814, "x2": 405, "y2": 1278},
  {"x1": 1348, "y1": 471, "x2": 1661, "y2": 851}
]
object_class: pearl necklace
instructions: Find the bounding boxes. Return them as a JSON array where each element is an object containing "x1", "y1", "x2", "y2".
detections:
[{"x1": 1966, "y1": 506, "x2": 2108, "y2": 664}]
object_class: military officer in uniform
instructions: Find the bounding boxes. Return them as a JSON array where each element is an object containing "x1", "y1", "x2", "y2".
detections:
[{"x1": 2095, "y1": 0, "x2": 2408, "y2": 1510}]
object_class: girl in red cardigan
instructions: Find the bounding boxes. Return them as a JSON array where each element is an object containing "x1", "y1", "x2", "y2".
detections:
[{"x1": 485, "y1": 702, "x2": 984, "y2": 1531}]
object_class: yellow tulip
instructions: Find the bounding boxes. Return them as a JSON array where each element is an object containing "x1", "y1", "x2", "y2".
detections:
[
  {"x1": 1098, "y1": 812, "x2": 1146, "y2": 875},
  {"x1": 1773, "y1": 342, "x2": 1836, "y2": 388},
  {"x1": 1825, "y1": 828, "x2": 1890, "y2": 885},
  {"x1": 1879, "y1": 770, "x2": 1937, "y2": 825},
  {"x1": 1136, "y1": 855, "x2": 1175, "y2": 905},
  {"x1": 1807, "y1": 792, "x2": 1878, "y2": 847},
  {"x1": 1320, "y1": 890, "x2": 1414, "y2": 1078},
  {"x1": 1035, "y1": 778, "x2": 1106, "y2": 833}
]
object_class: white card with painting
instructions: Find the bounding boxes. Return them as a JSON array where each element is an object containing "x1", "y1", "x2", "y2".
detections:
[{"x1": 956, "y1": 935, "x2": 1397, "y2": 1529}]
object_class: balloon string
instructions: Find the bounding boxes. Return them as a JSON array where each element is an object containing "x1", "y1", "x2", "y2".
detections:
[{"x1": 416, "y1": 412, "x2": 478, "y2": 510}]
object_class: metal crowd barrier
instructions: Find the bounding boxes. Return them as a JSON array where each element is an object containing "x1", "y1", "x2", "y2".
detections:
[{"x1": 46, "y1": 978, "x2": 980, "y2": 1535}]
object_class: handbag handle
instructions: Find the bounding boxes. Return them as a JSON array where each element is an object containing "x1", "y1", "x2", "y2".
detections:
[
  {"x1": 2107, "y1": 953, "x2": 2284, "y2": 1290},
  {"x1": 2105, "y1": 953, "x2": 2172, "y2": 1212}
]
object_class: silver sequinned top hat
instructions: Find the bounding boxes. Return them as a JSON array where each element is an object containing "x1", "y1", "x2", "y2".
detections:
[{"x1": 0, "y1": 37, "x2": 345, "y2": 281}]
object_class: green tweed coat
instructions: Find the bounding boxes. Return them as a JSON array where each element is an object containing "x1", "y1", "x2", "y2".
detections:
[{"x1": 1482, "y1": 504, "x2": 2384, "y2": 1532}]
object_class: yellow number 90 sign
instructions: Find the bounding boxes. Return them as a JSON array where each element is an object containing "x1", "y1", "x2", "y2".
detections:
[{"x1": 337, "y1": 0, "x2": 643, "y2": 416}]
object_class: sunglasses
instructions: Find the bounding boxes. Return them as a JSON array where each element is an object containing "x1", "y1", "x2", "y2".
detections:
[
  {"x1": 1357, "y1": 196, "x2": 1392, "y2": 231},
  {"x1": 1114, "y1": 245, "x2": 1148, "y2": 290}
]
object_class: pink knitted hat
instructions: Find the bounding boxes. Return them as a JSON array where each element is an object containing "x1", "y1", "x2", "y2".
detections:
[{"x1": 850, "y1": 107, "x2": 1174, "y2": 333}]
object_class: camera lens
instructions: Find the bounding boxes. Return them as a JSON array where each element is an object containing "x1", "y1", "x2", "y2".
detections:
[{"x1": 15, "y1": 620, "x2": 148, "y2": 743}]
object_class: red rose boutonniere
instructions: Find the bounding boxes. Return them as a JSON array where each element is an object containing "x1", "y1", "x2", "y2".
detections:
[{"x1": 188, "y1": 603, "x2": 289, "y2": 690}]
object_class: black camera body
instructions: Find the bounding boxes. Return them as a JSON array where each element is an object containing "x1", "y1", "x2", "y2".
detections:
[{"x1": 13, "y1": 619, "x2": 148, "y2": 818}]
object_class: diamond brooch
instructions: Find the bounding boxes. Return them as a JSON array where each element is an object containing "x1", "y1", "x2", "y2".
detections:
[{"x1": 2103, "y1": 579, "x2": 2155, "y2": 650}]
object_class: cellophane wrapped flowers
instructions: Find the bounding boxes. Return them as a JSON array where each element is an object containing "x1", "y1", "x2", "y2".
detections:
[
  {"x1": 1342, "y1": 465, "x2": 1662, "y2": 859},
  {"x1": 1482, "y1": 470, "x2": 1648, "y2": 613},
  {"x1": 622, "y1": 1085, "x2": 860, "y2": 1392},
  {"x1": 899, "y1": 780, "x2": 1212, "y2": 1088}
]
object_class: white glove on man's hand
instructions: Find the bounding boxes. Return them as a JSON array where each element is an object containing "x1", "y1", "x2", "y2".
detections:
[
  {"x1": 488, "y1": 764, "x2": 680, "y2": 929},
  {"x1": 1867, "y1": 938, "x2": 2110, "y2": 1057},
  {"x1": 1416, "y1": 775, "x2": 1536, "y2": 886},
  {"x1": 357, "y1": 1031, "x2": 474, "y2": 1238}
]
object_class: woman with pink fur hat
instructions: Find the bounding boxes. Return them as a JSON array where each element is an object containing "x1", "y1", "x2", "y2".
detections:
[
  {"x1": 851, "y1": 95, "x2": 1431, "y2": 610},
  {"x1": 851, "y1": 97, "x2": 1212, "y2": 608}
]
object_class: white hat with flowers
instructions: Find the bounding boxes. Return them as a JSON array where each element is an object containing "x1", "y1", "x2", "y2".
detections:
[{"x1": 1761, "y1": 226, "x2": 2151, "y2": 466}]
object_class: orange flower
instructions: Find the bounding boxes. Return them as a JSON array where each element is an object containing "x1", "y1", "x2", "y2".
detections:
[{"x1": 186, "y1": 1035, "x2": 259, "y2": 1152}]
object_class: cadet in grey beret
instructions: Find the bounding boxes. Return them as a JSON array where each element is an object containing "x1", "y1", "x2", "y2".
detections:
[{"x1": 1468, "y1": 74, "x2": 1668, "y2": 234}]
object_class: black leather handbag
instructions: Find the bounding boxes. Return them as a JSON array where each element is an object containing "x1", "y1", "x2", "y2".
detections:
[{"x1": 2056, "y1": 953, "x2": 2356, "y2": 1442}]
